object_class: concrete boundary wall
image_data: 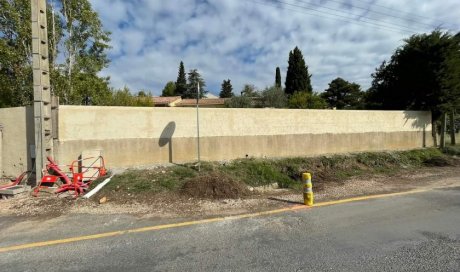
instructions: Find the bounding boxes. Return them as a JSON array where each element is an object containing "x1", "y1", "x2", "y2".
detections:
[
  {"x1": 54, "y1": 106, "x2": 432, "y2": 168},
  {"x1": 0, "y1": 107, "x2": 34, "y2": 176},
  {"x1": 444, "y1": 133, "x2": 460, "y2": 144},
  {"x1": 0, "y1": 127, "x2": 2, "y2": 176}
]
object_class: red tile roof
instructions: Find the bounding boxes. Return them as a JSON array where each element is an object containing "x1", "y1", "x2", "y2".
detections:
[
  {"x1": 152, "y1": 96, "x2": 181, "y2": 105},
  {"x1": 177, "y1": 98, "x2": 227, "y2": 106}
]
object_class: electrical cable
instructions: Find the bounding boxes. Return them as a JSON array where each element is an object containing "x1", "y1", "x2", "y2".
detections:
[
  {"x1": 349, "y1": 0, "x2": 459, "y2": 29},
  {"x1": 250, "y1": 0, "x2": 414, "y2": 34},
  {"x1": 300, "y1": 0, "x2": 456, "y2": 30},
  {"x1": 252, "y1": 0, "x2": 458, "y2": 35},
  {"x1": 289, "y1": 0, "x2": 421, "y2": 33}
]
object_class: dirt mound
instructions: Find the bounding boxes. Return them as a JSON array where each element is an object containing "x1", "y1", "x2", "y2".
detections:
[{"x1": 181, "y1": 173, "x2": 249, "y2": 199}]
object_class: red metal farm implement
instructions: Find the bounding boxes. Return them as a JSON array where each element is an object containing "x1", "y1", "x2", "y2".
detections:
[
  {"x1": 0, "y1": 171, "x2": 31, "y2": 199},
  {"x1": 33, "y1": 156, "x2": 107, "y2": 197},
  {"x1": 0, "y1": 171, "x2": 31, "y2": 190}
]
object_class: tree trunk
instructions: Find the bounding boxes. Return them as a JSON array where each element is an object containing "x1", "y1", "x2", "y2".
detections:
[
  {"x1": 450, "y1": 110, "x2": 456, "y2": 145},
  {"x1": 440, "y1": 113, "x2": 446, "y2": 148},
  {"x1": 432, "y1": 119, "x2": 438, "y2": 147}
]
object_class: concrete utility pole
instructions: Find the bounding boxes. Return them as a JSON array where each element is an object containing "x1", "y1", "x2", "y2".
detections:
[{"x1": 31, "y1": 0, "x2": 53, "y2": 184}]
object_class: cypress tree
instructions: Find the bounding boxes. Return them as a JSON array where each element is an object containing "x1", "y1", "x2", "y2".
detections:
[
  {"x1": 219, "y1": 79, "x2": 234, "y2": 98},
  {"x1": 175, "y1": 61, "x2": 187, "y2": 97},
  {"x1": 275, "y1": 67, "x2": 282, "y2": 88},
  {"x1": 285, "y1": 47, "x2": 312, "y2": 95}
]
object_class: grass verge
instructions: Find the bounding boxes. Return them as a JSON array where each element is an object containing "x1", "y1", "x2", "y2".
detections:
[
  {"x1": 93, "y1": 147, "x2": 458, "y2": 199},
  {"x1": 442, "y1": 145, "x2": 460, "y2": 156}
]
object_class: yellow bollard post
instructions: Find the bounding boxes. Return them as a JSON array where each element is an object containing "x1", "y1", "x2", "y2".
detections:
[{"x1": 302, "y1": 172, "x2": 314, "y2": 206}]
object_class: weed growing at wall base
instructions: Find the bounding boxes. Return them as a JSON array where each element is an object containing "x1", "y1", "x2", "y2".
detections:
[{"x1": 93, "y1": 148, "x2": 458, "y2": 199}]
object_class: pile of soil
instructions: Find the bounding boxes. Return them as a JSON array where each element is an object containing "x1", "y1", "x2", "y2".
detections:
[{"x1": 181, "y1": 173, "x2": 249, "y2": 199}]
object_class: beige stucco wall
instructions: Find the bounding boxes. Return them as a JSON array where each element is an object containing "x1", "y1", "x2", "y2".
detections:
[
  {"x1": 57, "y1": 107, "x2": 431, "y2": 139},
  {"x1": 0, "y1": 128, "x2": 2, "y2": 176},
  {"x1": 444, "y1": 133, "x2": 460, "y2": 144},
  {"x1": 54, "y1": 106, "x2": 433, "y2": 168},
  {"x1": 0, "y1": 107, "x2": 34, "y2": 177}
]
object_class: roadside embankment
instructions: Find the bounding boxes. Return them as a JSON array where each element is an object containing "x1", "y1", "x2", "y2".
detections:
[
  {"x1": 1, "y1": 147, "x2": 459, "y2": 218},
  {"x1": 95, "y1": 147, "x2": 459, "y2": 199}
]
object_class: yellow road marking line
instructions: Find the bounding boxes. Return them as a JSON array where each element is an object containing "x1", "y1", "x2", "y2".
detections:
[
  {"x1": 0, "y1": 187, "x2": 434, "y2": 253},
  {"x1": 315, "y1": 188, "x2": 430, "y2": 207}
]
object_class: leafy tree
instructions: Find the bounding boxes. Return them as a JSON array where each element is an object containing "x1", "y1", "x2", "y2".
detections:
[
  {"x1": 240, "y1": 84, "x2": 260, "y2": 97},
  {"x1": 0, "y1": 0, "x2": 51, "y2": 107},
  {"x1": 321, "y1": 78, "x2": 364, "y2": 109},
  {"x1": 72, "y1": 73, "x2": 112, "y2": 105},
  {"x1": 225, "y1": 96, "x2": 253, "y2": 108},
  {"x1": 107, "y1": 87, "x2": 153, "y2": 107},
  {"x1": 175, "y1": 61, "x2": 187, "y2": 97},
  {"x1": 219, "y1": 79, "x2": 234, "y2": 98},
  {"x1": 134, "y1": 92, "x2": 154, "y2": 107},
  {"x1": 261, "y1": 86, "x2": 287, "y2": 108},
  {"x1": 57, "y1": 0, "x2": 111, "y2": 104},
  {"x1": 161, "y1": 81, "x2": 176, "y2": 97},
  {"x1": 309, "y1": 93, "x2": 329, "y2": 109},
  {"x1": 225, "y1": 84, "x2": 260, "y2": 108},
  {"x1": 288, "y1": 91, "x2": 327, "y2": 109},
  {"x1": 108, "y1": 87, "x2": 133, "y2": 106},
  {"x1": 439, "y1": 33, "x2": 460, "y2": 114},
  {"x1": 0, "y1": 0, "x2": 111, "y2": 107},
  {"x1": 285, "y1": 46, "x2": 312, "y2": 95},
  {"x1": 365, "y1": 30, "x2": 460, "y2": 144},
  {"x1": 441, "y1": 34, "x2": 460, "y2": 144},
  {"x1": 275, "y1": 67, "x2": 281, "y2": 88},
  {"x1": 184, "y1": 69, "x2": 207, "y2": 98},
  {"x1": 366, "y1": 31, "x2": 460, "y2": 112}
]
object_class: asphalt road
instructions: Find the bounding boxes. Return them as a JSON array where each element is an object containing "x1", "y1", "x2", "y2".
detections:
[{"x1": 1, "y1": 187, "x2": 459, "y2": 272}]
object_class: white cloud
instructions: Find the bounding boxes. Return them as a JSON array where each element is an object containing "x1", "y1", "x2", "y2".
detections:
[{"x1": 90, "y1": 0, "x2": 460, "y2": 95}]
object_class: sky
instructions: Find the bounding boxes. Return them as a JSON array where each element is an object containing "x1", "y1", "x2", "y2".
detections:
[{"x1": 88, "y1": 0, "x2": 460, "y2": 96}]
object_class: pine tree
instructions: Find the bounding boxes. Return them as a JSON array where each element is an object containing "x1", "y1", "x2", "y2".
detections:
[
  {"x1": 275, "y1": 67, "x2": 282, "y2": 88},
  {"x1": 175, "y1": 61, "x2": 187, "y2": 97},
  {"x1": 284, "y1": 47, "x2": 312, "y2": 95},
  {"x1": 184, "y1": 69, "x2": 208, "y2": 98},
  {"x1": 219, "y1": 79, "x2": 234, "y2": 98},
  {"x1": 321, "y1": 77, "x2": 364, "y2": 109}
]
